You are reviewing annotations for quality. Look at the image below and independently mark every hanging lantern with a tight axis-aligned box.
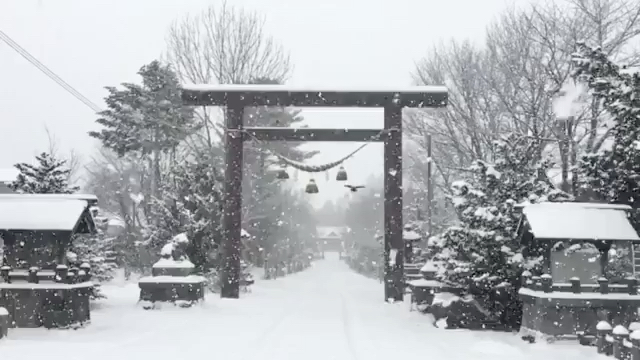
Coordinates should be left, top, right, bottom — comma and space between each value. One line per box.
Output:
276, 167, 290, 180
336, 166, 348, 181
305, 179, 319, 194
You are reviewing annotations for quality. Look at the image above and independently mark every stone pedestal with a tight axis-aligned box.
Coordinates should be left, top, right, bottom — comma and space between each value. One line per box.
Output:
138, 258, 206, 309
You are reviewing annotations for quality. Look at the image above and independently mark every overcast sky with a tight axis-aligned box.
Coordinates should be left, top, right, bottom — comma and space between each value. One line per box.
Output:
0, 0, 528, 205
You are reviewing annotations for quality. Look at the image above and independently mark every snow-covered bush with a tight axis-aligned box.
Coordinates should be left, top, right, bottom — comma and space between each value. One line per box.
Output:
70, 232, 117, 299
427, 135, 571, 328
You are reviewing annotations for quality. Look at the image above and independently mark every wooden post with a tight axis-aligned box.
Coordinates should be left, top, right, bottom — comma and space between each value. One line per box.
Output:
383, 104, 404, 302
627, 276, 638, 295
426, 133, 433, 238
599, 277, 610, 294
541, 274, 552, 293
570, 277, 581, 293
28, 266, 39, 284
221, 94, 244, 299
55, 264, 68, 283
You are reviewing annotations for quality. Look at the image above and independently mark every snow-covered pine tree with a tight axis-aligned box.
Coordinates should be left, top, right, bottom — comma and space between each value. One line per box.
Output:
68, 231, 117, 299
144, 152, 223, 272
427, 134, 570, 326
90, 60, 198, 157
572, 43, 640, 206
10, 152, 79, 194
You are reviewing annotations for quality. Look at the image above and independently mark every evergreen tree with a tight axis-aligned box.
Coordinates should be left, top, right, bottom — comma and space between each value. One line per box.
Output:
90, 60, 198, 157
143, 152, 223, 271
428, 135, 570, 326
90, 60, 199, 203
10, 152, 79, 194
68, 231, 117, 299
572, 43, 640, 206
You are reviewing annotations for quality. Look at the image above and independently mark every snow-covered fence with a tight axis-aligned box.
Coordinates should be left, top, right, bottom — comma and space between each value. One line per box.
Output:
0, 264, 92, 328
585, 321, 640, 360
521, 272, 638, 295
520, 272, 640, 342
0, 264, 92, 284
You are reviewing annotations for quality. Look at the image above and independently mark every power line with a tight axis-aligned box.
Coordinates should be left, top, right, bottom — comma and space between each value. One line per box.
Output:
0, 29, 102, 113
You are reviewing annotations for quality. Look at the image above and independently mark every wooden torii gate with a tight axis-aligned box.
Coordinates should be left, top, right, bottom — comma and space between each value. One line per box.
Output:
182, 85, 448, 301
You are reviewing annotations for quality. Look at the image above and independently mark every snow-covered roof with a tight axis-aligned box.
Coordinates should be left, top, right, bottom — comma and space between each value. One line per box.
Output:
317, 226, 346, 239
0, 198, 90, 231
0, 193, 98, 205
182, 84, 448, 94
522, 202, 640, 241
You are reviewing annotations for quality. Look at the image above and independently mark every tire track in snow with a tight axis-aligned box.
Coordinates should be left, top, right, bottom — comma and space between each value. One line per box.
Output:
240, 297, 301, 360
340, 293, 361, 360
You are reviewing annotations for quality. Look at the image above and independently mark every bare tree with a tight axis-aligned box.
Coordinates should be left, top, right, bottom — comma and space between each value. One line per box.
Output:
43, 125, 82, 186
409, 0, 640, 197
165, 1, 292, 150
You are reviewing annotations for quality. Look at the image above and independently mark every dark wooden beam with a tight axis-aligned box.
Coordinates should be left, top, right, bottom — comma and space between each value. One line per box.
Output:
182, 84, 448, 108
220, 94, 244, 299
243, 127, 386, 142
383, 104, 404, 302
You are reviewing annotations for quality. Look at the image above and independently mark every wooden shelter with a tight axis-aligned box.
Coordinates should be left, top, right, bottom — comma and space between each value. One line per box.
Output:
516, 202, 640, 340
0, 196, 97, 328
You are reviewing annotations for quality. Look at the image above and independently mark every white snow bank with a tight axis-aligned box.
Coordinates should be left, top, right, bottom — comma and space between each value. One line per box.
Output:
153, 258, 195, 268
138, 275, 206, 284
0, 198, 88, 231
522, 202, 639, 241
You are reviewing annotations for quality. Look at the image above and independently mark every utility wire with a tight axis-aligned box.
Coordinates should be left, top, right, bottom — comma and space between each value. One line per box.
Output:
0, 29, 102, 113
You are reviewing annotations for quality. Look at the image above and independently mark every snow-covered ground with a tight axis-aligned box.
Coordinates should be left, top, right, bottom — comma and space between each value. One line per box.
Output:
1, 253, 604, 360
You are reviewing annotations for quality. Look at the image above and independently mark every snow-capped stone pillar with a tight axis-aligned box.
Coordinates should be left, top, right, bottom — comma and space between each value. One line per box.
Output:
613, 325, 630, 359
221, 93, 245, 299
630, 330, 640, 360
1, 266, 10, 283
383, 103, 404, 302
597, 321, 613, 354
0, 307, 8, 339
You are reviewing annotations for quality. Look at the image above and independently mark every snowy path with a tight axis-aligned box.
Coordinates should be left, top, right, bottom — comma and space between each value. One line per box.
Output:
1, 253, 604, 360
